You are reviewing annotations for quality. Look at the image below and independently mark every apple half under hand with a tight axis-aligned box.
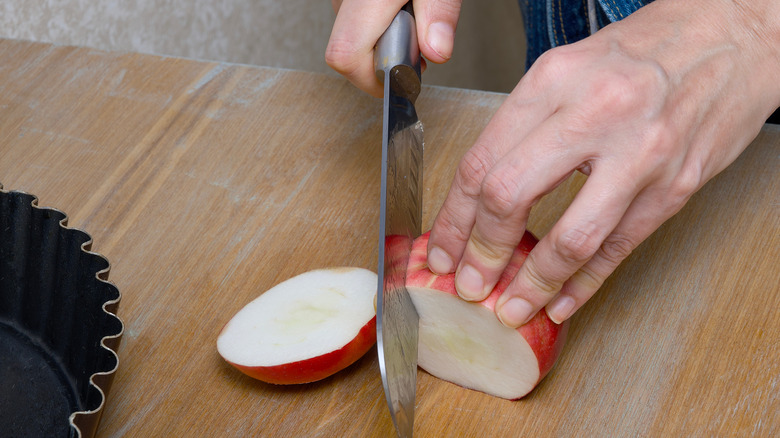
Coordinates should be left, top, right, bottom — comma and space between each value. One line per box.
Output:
217, 232, 567, 396
407, 231, 569, 399
217, 267, 378, 384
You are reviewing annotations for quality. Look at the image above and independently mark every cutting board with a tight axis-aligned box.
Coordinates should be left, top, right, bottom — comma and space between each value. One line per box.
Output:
0, 39, 777, 437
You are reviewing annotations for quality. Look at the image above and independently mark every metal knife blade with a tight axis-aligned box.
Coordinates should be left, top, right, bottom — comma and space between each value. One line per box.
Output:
374, 4, 423, 438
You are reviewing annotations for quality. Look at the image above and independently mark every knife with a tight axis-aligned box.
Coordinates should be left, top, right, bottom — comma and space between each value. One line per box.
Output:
374, 3, 424, 438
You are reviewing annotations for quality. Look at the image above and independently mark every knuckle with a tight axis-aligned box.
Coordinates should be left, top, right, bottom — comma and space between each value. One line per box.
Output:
641, 121, 677, 159
669, 166, 702, 203
454, 147, 493, 198
479, 170, 522, 219
424, 0, 461, 22
554, 226, 601, 264
585, 65, 666, 120
662, 186, 695, 216
528, 47, 572, 83
622, 122, 680, 188
587, 73, 642, 116
523, 257, 562, 297
598, 233, 636, 266
569, 265, 604, 293
646, 163, 702, 217
468, 232, 514, 266
324, 39, 359, 74
434, 209, 472, 243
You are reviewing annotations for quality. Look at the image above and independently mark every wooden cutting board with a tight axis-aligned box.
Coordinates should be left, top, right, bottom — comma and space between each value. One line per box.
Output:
0, 39, 777, 437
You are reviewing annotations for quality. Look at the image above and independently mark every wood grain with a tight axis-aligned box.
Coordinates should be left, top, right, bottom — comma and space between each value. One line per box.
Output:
0, 39, 777, 437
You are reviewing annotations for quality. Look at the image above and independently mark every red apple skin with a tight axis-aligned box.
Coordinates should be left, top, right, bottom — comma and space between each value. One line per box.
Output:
407, 231, 569, 391
224, 316, 376, 385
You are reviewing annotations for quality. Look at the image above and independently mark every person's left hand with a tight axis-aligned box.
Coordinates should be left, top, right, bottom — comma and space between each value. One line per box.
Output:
424, 0, 780, 327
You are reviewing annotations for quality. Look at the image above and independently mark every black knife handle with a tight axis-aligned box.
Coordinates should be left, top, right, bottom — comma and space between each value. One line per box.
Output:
374, 3, 421, 103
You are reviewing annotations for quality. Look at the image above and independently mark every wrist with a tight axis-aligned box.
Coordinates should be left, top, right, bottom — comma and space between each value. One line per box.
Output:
725, 0, 780, 111
610, 0, 780, 119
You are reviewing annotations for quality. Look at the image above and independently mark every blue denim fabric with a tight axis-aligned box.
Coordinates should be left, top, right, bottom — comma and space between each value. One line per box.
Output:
519, 0, 652, 68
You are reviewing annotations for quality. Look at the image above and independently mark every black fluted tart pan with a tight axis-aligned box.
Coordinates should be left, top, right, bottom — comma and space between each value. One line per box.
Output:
0, 184, 123, 437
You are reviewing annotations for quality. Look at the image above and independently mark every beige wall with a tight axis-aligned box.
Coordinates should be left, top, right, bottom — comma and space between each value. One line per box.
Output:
0, 1, 525, 93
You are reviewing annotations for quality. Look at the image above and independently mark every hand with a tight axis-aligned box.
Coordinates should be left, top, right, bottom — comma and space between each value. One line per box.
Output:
326, 0, 462, 97
425, 0, 780, 327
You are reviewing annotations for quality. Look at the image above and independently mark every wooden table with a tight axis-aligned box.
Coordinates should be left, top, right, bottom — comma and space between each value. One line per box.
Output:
0, 39, 777, 437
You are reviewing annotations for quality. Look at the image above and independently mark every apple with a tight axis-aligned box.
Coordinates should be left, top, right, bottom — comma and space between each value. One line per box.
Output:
406, 231, 569, 399
217, 267, 377, 384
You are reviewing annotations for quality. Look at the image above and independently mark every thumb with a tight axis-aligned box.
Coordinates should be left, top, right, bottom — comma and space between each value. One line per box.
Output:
415, 0, 462, 63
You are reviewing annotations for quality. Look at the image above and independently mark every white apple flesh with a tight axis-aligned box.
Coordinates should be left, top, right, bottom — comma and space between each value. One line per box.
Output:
217, 267, 377, 384
407, 231, 569, 399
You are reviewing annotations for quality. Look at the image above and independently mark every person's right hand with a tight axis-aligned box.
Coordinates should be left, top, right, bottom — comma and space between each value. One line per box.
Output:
326, 0, 462, 98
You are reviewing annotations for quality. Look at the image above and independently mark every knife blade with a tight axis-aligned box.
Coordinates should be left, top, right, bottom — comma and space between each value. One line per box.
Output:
374, 4, 424, 438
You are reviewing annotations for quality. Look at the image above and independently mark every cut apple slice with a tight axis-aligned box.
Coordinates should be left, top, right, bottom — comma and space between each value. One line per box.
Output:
217, 267, 377, 384
406, 231, 569, 399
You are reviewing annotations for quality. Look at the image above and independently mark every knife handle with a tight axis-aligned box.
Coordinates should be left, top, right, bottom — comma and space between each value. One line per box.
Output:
374, 2, 421, 103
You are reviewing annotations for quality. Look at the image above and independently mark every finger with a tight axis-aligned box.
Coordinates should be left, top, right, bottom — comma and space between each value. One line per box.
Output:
543, 233, 637, 325
326, 0, 408, 97
494, 162, 641, 327
426, 84, 559, 276
543, 183, 688, 323
414, 0, 462, 63
452, 116, 589, 302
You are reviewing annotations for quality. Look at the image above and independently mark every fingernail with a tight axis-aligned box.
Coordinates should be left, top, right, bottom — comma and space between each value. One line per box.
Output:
427, 22, 454, 60
428, 246, 454, 274
455, 264, 484, 301
497, 298, 534, 328
546, 295, 576, 324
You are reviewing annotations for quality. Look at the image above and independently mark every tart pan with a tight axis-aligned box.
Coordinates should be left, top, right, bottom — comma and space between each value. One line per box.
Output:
0, 184, 123, 437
